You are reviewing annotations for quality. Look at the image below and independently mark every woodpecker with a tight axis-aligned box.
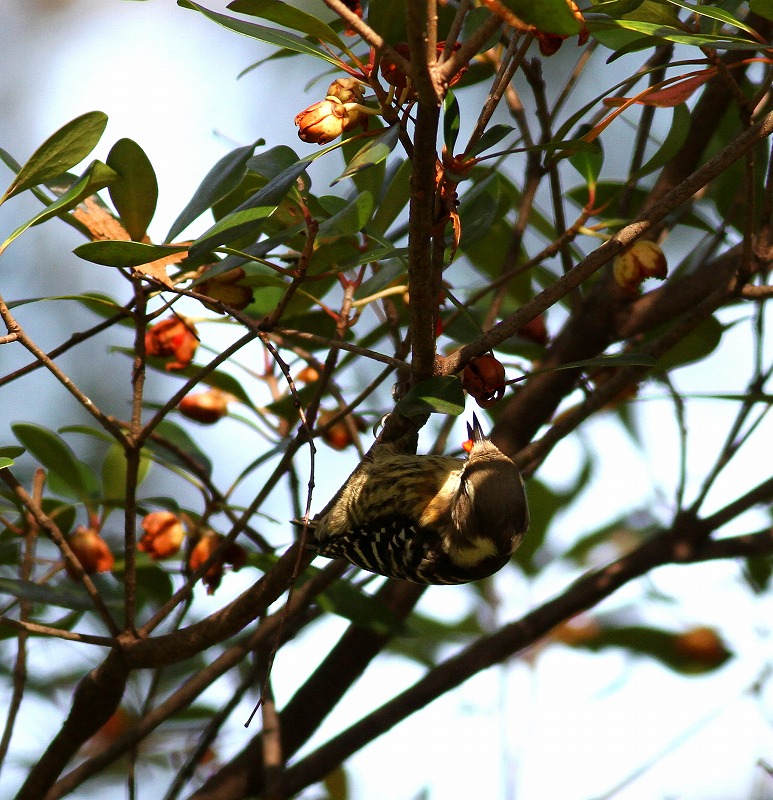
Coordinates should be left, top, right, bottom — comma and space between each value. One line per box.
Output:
309, 415, 528, 584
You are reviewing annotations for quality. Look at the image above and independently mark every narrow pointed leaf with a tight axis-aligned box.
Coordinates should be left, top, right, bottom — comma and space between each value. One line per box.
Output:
228, 0, 348, 50
443, 91, 461, 154
332, 126, 400, 185
0, 161, 117, 256
166, 140, 263, 241
1, 111, 108, 204
178, 1, 342, 67
0, 577, 122, 612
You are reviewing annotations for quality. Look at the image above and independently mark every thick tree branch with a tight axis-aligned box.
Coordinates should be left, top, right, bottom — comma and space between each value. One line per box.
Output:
277, 508, 773, 796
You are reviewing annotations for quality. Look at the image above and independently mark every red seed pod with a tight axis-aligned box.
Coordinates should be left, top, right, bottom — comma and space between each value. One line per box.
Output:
67, 525, 114, 578
188, 532, 247, 595
462, 354, 507, 408
178, 389, 230, 424
139, 511, 186, 559
145, 316, 199, 371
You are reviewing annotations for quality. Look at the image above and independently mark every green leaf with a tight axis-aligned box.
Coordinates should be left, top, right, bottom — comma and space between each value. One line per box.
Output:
332, 126, 400, 185
663, 0, 763, 39
0, 160, 117, 256
166, 140, 263, 242
547, 353, 657, 372
73, 240, 187, 268
146, 420, 213, 477
592, 17, 763, 49
370, 157, 411, 235
633, 103, 690, 178
187, 205, 277, 259
458, 174, 501, 247
568, 124, 604, 191
0, 445, 25, 464
514, 461, 592, 574
101, 443, 151, 504
570, 624, 732, 674
227, 0, 348, 51
396, 376, 466, 417
464, 124, 515, 159
0, 111, 108, 205
497, 0, 580, 35
367, 0, 407, 42
318, 579, 404, 633
106, 138, 158, 241
443, 91, 461, 154
178, 1, 343, 67
316, 191, 373, 241
11, 423, 95, 502
744, 555, 772, 593
246, 144, 300, 180
0, 577, 122, 612
653, 316, 724, 373
750, 0, 773, 22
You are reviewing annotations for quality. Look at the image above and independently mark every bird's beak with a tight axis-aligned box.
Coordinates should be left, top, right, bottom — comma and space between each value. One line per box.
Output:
466, 413, 485, 444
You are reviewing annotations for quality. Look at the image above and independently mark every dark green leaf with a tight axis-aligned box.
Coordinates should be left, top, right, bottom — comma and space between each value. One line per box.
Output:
166, 140, 263, 242
0, 160, 117, 256
569, 624, 732, 674
146, 419, 213, 477
465, 124, 515, 159
443, 91, 461, 154
11, 423, 94, 502
593, 17, 762, 49
497, 0, 580, 35
101, 443, 151, 504
316, 191, 373, 241
461, 7, 502, 53
178, 1, 342, 67
653, 316, 724, 373
458, 174, 500, 247
544, 353, 657, 372
106, 138, 158, 241
0, 577, 121, 612
388, 611, 483, 667
318, 579, 404, 633
188, 152, 311, 258
568, 124, 604, 191
187, 206, 277, 259
665, 0, 762, 39
750, 0, 773, 21
333, 126, 400, 185
8, 292, 131, 325
514, 461, 592, 574
396, 377, 466, 417
369, 157, 411, 235
367, 0, 406, 41
0, 111, 108, 204
634, 103, 690, 178
0, 446, 25, 462
74, 241, 187, 268
228, 0, 348, 50
743, 555, 773, 593
246, 144, 300, 180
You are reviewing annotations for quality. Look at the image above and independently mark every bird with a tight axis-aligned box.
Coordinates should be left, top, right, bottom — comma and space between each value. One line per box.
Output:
307, 414, 528, 584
